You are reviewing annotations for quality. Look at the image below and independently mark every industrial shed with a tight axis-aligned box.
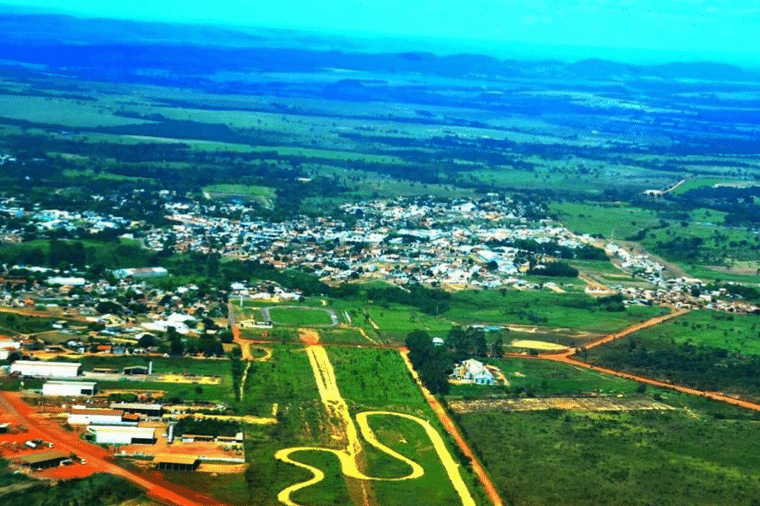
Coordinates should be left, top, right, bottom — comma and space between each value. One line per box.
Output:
10, 360, 81, 378
68, 408, 136, 426
109, 402, 163, 417
88, 425, 156, 445
15, 450, 69, 470
154, 454, 199, 471
42, 380, 97, 396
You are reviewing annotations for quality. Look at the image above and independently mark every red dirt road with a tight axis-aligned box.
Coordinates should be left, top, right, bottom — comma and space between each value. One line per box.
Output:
0, 392, 231, 506
527, 308, 760, 413
400, 350, 504, 506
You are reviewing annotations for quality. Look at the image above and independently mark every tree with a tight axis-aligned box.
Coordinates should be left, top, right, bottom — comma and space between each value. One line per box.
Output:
169, 335, 184, 356
491, 337, 504, 358
138, 334, 155, 349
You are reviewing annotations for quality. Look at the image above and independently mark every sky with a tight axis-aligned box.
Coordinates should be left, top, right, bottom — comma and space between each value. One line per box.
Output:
2, 0, 759, 64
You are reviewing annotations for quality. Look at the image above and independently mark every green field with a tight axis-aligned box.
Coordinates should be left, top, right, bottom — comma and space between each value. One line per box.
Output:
623, 311, 760, 356
458, 397, 760, 506
670, 178, 755, 196
268, 307, 334, 326
445, 290, 667, 333
203, 183, 276, 200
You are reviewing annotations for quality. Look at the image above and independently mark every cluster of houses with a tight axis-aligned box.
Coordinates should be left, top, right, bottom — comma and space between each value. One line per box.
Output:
142, 195, 598, 290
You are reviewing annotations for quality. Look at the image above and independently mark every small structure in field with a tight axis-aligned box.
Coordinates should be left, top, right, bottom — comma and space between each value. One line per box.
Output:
452, 359, 495, 385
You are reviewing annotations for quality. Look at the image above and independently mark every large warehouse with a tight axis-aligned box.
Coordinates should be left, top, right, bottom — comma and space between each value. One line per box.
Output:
88, 425, 156, 445
42, 380, 97, 396
68, 407, 137, 426
10, 360, 81, 378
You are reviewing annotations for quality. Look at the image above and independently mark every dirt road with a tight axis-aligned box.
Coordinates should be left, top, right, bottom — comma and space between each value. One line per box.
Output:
400, 350, 504, 506
574, 308, 689, 353
0, 392, 230, 506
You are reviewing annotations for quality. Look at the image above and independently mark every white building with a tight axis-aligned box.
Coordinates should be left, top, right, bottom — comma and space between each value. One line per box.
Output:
453, 359, 495, 385
0, 340, 20, 360
68, 407, 136, 426
42, 380, 97, 396
10, 360, 81, 378
88, 425, 156, 445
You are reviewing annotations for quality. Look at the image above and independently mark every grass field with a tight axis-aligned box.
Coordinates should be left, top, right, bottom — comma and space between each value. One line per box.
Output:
445, 290, 667, 333
329, 347, 424, 408
458, 396, 760, 506
203, 183, 276, 203
268, 307, 334, 326
623, 311, 760, 356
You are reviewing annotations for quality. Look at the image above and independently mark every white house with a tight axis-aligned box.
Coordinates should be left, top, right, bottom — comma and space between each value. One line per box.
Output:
10, 360, 81, 378
453, 359, 495, 385
42, 380, 97, 396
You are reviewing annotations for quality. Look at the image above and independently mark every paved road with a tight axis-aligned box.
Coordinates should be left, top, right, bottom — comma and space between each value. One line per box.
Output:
0, 392, 230, 506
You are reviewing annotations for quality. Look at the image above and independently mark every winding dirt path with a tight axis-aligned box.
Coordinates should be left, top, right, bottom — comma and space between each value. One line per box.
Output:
275, 339, 476, 506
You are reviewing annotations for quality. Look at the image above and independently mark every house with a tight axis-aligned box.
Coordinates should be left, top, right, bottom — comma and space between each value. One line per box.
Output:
453, 359, 495, 385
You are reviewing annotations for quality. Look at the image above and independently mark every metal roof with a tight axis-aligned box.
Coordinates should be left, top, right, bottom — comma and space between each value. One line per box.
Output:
153, 453, 199, 465
15, 450, 68, 465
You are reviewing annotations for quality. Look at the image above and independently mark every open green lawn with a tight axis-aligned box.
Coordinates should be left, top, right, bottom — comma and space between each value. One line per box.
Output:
458, 397, 760, 506
268, 307, 334, 326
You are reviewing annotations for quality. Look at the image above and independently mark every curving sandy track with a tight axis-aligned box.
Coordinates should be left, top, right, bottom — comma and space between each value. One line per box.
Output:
276, 341, 475, 506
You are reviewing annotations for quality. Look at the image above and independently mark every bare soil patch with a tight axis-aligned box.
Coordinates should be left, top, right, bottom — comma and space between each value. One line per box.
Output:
448, 397, 675, 414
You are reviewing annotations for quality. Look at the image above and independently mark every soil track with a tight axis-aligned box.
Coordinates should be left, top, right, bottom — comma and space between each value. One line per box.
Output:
0, 392, 230, 506
520, 307, 760, 413
276, 339, 476, 506
400, 350, 504, 506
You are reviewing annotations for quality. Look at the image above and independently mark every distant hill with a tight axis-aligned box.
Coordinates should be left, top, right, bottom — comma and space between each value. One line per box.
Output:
0, 11, 758, 83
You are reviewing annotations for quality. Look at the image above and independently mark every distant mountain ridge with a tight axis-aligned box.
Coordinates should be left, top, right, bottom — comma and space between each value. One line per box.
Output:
0, 11, 758, 82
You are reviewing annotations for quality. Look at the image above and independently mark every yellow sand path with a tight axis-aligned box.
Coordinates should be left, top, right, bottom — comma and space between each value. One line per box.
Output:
275, 341, 475, 506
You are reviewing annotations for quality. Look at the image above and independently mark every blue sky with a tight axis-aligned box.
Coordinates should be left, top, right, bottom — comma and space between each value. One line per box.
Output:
2, 0, 759, 64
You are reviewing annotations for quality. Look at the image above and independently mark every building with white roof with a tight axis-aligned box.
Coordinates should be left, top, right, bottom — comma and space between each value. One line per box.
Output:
10, 360, 81, 378
87, 425, 156, 445
42, 380, 96, 396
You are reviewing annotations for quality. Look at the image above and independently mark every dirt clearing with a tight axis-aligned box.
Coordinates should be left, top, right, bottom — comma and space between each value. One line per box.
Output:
448, 397, 675, 414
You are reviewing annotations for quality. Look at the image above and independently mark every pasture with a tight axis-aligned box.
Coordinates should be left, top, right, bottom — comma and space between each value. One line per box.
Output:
457, 398, 760, 506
